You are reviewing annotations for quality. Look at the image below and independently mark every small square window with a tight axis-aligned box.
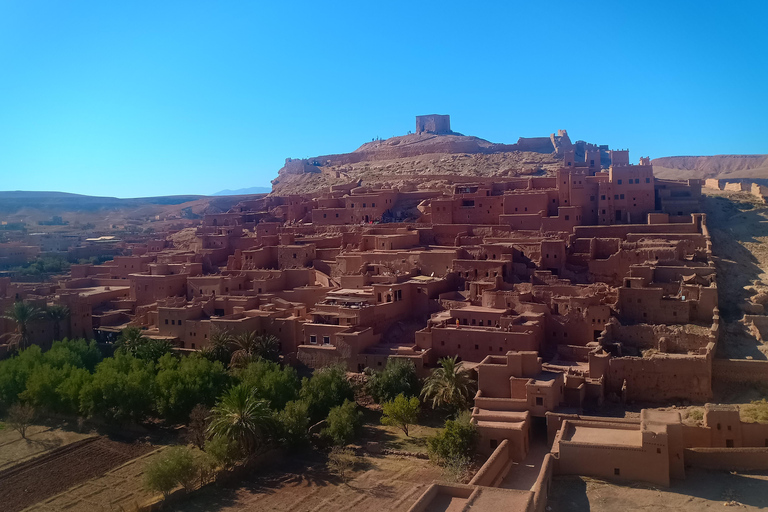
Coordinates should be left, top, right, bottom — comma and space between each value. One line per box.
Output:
614, 468, 620, 476
618, 179, 622, 184
323, 336, 330, 345
309, 335, 317, 345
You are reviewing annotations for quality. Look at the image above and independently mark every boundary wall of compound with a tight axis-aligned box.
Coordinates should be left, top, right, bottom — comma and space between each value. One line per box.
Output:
713, 358, 768, 383
684, 447, 768, 470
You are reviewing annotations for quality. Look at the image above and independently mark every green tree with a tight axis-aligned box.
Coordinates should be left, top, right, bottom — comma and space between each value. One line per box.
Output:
114, 326, 147, 355
204, 433, 239, 469
200, 328, 232, 366
277, 399, 310, 449
236, 359, 300, 410
154, 353, 229, 423
229, 331, 259, 369
143, 446, 197, 498
427, 411, 478, 465
421, 356, 476, 411
366, 358, 420, 403
322, 399, 360, 445
45, 305, 70, 341
0, 345, 44, 406
207, 385, 274, 459
254, 334, 280, 363
79, 352, 155, 423
381, 393, 420, 437
2, 301, 45, 350
300, 365, 355, 423
43, 339, 101, 371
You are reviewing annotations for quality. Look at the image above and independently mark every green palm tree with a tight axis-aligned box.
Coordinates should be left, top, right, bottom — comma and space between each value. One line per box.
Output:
46, 305, 70, 341
421, 356, 476, 411
201, 328, 233, 365
2, 301, 45, 350
255, 334, 280, 363
230, 331, 259, 369
207, 385, 274, 458
115, 326, 148, 356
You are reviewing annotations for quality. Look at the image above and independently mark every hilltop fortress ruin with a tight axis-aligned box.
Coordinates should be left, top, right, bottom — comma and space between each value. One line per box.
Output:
1, 116, 766, 512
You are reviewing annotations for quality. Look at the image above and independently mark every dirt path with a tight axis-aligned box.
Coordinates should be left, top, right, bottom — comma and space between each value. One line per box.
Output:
0, 436, 154, 512
702, 191, 768, 359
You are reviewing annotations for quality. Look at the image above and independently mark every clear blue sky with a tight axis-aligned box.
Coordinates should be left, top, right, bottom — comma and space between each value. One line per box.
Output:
0, 1, 766, 198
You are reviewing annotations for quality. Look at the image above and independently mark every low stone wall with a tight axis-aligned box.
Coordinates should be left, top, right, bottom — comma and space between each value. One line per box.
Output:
713, 358, 768, 384
684, 447, 768, 471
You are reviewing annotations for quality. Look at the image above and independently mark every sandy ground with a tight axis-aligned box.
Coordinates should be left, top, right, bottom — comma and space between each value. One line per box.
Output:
548, 469, 768, 511
702, 190, 768, 359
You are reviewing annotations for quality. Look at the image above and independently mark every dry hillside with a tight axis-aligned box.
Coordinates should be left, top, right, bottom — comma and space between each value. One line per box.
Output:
653, 155, 768, 180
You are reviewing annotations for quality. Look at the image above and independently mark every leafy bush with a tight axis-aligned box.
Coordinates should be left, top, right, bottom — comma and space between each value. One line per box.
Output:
300, 365, 354, 423
144, 446, 201, 498
79, 352, 156, 423
277, 399, 310, 449
741, 399, 768, 423
322, 399, 360, 445
366, 359, 420, 403
154, 353, 229, 423
427, 411, 478, 464
381, 393, 420, 436
236, 359, 300, 410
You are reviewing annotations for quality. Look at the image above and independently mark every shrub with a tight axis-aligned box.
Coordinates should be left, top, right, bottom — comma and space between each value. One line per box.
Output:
741, 399, 768, 423
322, 399, 361, 445
79, 352, 155, 423
154, 353, 229, 423
327, 446, 357, 484
366, 358, 420, 403
380, 393, 420, 436
427, 411, 477, 464
300, 365, 354, 423
143, 446, 196, 497
277, 399, 310, 449
236, 359, 300, 411
204, 434, 239, 469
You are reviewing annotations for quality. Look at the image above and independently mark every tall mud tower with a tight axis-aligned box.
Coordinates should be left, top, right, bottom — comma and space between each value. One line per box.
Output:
415, 114, 451, 135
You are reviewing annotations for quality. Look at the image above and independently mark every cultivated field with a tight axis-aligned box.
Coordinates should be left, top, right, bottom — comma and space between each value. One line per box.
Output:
0, 435, 154, 512
170, 453, 442, 512
0, 423, 94, 471
25, 446, 167, 512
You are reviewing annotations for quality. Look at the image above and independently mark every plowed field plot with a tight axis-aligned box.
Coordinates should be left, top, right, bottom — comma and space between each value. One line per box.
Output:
0, 436, 154, 512
171, 453, 442, 512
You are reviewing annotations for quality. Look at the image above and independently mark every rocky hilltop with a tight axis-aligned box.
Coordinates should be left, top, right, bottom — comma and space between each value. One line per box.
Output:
652, 155, 768, 180
270, 122, 605, 195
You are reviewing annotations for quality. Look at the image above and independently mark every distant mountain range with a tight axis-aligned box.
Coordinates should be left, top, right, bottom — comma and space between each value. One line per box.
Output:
212, 186, 271, 196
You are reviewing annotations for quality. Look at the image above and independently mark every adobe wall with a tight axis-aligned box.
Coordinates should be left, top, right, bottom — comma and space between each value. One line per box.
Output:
531, 453, 555, 512
555, 426, 670, 487
712, 358, 768, 384
684, 447, 768, 470
469, 439, 512, 486
606, 351, 712, 402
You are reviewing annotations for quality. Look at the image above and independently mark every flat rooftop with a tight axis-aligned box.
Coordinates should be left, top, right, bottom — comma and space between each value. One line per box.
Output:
565, 425, 641, 447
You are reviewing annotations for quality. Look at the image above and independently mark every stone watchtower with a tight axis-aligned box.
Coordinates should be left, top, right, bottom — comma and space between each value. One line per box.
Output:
415, 114, 451, 135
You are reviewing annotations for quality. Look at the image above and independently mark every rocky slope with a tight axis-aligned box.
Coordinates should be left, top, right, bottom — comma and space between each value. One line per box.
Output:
271, 132, 564, 195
